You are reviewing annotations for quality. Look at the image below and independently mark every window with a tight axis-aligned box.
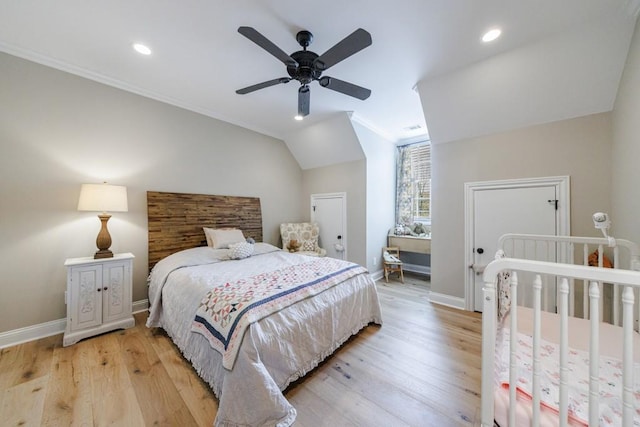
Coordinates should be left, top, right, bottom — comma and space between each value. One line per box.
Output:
409, 144, 431, 221
396, 142, 431, 225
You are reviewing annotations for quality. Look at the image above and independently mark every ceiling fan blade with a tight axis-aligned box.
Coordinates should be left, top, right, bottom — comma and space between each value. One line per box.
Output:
319, 76, 371, 100
313, 28, 372, 71
298, 85, 310, 117
236, 77, 291, 94
238, 27, 298, 67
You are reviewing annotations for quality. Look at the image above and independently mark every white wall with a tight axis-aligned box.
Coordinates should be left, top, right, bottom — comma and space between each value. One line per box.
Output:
353, 122, 396, 273
429, 113, 612, 300
612, 17, 640, 245
0, 53, 303, 332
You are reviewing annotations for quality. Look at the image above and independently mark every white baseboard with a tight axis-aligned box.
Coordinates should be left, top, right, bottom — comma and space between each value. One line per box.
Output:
133, 299, 149, 314
0, 318, 67, 349
373, 264, 429, 282
370, 269, 384, 281
403, 263, 431, 276
429, 292, 466, 310
0, 299, 149, 349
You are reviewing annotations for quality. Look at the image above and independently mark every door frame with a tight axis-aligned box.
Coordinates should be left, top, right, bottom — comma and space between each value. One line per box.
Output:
310, 192, 347, 259
463, 176, 570, 311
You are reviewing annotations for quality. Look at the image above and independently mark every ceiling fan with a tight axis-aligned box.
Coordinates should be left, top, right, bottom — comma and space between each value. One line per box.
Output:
235, 26, 372, 118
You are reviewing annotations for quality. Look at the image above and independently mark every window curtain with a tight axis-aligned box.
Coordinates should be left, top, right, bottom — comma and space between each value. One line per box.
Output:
395, 145, 413, 225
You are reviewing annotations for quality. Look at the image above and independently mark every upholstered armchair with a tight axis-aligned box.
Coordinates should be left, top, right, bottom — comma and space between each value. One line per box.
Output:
280, 222, 327, 257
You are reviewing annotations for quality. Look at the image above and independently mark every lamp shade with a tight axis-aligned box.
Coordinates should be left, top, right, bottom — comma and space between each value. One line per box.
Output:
77, 183, 128, 213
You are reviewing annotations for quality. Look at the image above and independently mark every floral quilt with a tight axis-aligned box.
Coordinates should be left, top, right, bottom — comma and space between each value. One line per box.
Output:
192, 257, 368, 369
496, 328, 640, 426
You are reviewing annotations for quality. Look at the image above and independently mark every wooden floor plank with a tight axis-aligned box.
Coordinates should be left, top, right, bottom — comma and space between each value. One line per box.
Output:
120, 325, 200, 426
0, 272, 484, 426
0, 335, 58, 390
1, 375, 49, 426
89, 333, 146, 426
40, 339, 94, 426
147, 321, 218, 427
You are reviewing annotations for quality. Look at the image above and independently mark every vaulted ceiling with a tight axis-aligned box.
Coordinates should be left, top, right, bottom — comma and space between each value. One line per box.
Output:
1, 1, 638, 144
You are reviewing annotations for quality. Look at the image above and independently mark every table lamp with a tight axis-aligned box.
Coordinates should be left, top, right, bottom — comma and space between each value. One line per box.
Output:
77, 182, 128, 259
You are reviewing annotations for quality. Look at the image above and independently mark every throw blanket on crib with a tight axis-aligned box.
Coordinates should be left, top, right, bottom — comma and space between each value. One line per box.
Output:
192, 257, 367, 369
497, 329, 640, 426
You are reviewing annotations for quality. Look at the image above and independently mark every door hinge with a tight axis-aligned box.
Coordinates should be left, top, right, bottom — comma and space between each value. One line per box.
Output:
312, 205, 316, 212
548, 199, 558, 210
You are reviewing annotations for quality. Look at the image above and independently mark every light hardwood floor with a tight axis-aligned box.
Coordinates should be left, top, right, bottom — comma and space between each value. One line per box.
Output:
0, 273, 482, 426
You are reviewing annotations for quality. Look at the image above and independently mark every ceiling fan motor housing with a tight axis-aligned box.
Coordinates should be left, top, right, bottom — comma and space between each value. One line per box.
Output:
287, 50, 321, 84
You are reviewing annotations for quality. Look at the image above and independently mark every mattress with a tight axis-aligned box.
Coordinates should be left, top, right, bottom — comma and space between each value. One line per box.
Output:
494, 306, 640, 427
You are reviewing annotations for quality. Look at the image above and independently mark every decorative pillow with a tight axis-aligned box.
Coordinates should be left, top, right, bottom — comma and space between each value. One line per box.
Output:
228, 241, 254, 260
203, 227, 213, 247
203, 228, 245, 249
300, 229, 317, 252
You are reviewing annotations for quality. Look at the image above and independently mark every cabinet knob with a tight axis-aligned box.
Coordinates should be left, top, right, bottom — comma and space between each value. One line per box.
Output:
103, 287, 108, 291
97, 288, 101, 292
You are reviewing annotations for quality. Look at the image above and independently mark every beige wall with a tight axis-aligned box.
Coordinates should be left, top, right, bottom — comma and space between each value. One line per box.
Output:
612, 18, 640, 246
301, 160, 367, 267
431, 113, 612, 300
0, 53, 303, 332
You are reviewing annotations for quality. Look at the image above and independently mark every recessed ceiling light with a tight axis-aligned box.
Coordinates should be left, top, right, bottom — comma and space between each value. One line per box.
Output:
482, 28, 502, 43
133, 43, 152, 55
294, 115, 304, 121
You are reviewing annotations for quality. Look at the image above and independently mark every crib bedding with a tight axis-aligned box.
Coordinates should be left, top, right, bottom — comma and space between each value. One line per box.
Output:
494, 307, 640, 427
146, 243, 383, 427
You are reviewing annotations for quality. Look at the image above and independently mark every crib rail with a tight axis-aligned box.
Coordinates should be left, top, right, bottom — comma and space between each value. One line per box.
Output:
498, 233, 640, 323
481, 258, 640, 427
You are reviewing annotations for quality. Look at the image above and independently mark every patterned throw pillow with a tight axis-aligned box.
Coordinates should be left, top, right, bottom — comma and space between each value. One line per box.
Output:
228, 241, 254, 260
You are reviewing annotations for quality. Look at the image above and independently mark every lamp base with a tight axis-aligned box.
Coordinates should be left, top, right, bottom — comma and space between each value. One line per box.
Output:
94, 214, 114, 259
94, 249, 114, 259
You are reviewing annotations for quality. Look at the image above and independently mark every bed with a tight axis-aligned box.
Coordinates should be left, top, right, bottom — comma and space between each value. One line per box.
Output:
481, 225, 640, 426
145, 191, 383, 427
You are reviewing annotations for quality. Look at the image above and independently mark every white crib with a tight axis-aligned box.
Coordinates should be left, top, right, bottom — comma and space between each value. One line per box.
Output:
497, 233, 640, 325
481, 233, 640, 426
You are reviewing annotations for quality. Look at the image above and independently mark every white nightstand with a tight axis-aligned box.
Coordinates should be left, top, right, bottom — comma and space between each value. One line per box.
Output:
63, 253, 135, 346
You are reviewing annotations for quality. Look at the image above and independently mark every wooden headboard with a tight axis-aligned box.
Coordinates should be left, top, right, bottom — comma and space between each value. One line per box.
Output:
147, 191, 263, 271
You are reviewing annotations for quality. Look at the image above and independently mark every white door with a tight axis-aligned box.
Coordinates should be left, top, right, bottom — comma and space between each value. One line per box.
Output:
465, 177, 569, 311
311, 193, 346, 260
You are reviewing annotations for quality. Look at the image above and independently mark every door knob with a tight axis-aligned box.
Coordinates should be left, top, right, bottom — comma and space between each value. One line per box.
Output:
477, 248, 484, 254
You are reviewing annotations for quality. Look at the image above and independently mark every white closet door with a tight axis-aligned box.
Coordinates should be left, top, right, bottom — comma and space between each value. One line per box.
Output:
311, 193, 346, 260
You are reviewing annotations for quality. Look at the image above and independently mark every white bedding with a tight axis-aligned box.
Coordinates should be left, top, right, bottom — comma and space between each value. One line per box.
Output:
495, 307, 640, 427
146, 243, 383, 427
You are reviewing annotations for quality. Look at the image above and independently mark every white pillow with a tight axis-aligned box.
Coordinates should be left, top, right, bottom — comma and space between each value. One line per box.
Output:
203, 227, 213, 247
203, 228, 245, 249
228, 241, 254, 260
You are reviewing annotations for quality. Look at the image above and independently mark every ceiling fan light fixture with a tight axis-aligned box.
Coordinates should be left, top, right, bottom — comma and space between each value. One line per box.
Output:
482, 28, 502, 43
133, 43, 152, 55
